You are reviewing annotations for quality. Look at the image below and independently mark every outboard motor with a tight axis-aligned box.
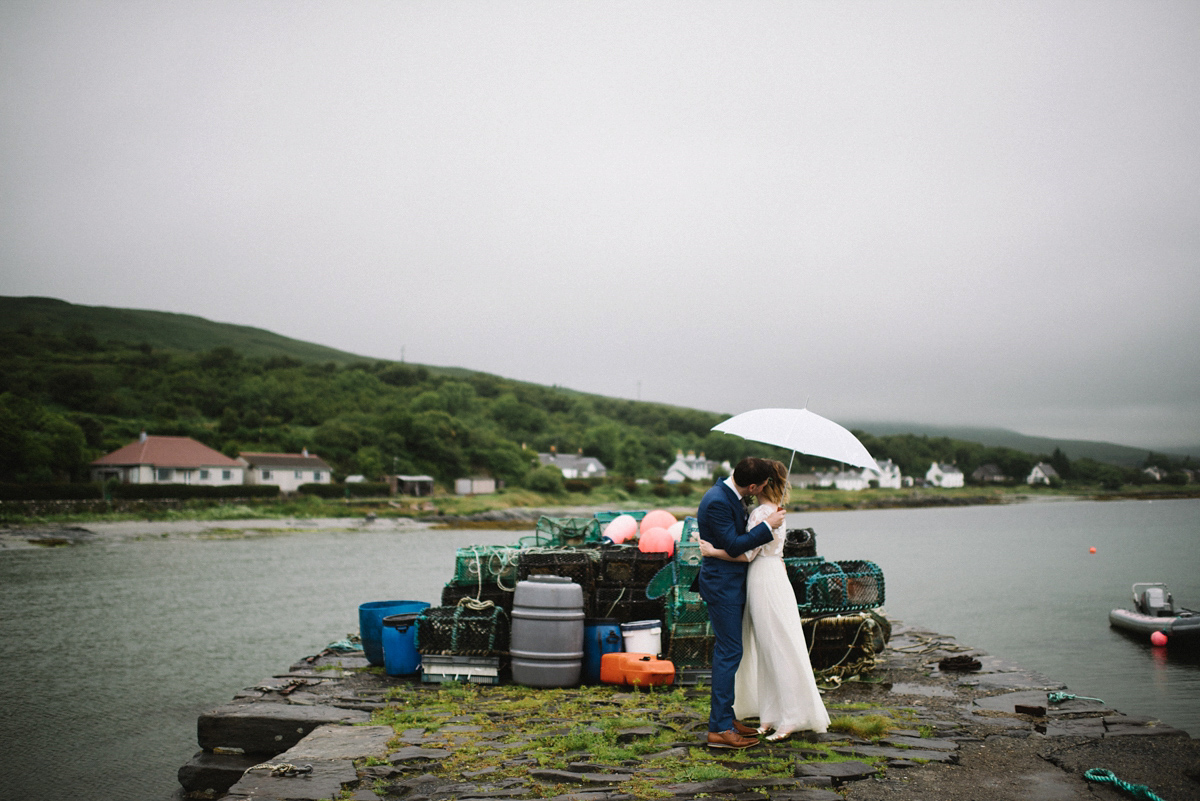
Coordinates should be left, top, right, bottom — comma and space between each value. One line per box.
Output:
1136, 585, 1175, 617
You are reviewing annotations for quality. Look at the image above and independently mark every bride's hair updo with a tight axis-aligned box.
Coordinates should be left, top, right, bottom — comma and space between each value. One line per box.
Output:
758, 460, 790, 506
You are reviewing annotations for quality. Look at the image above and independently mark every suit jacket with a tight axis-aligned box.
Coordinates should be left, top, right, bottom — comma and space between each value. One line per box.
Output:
695, 478, 775, 605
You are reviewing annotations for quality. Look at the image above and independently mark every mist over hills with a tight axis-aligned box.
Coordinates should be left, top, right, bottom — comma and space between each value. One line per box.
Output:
4, 295, 1191, 469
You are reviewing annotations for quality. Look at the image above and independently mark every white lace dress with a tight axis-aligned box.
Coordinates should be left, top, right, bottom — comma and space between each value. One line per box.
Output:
732, 503, 830, 735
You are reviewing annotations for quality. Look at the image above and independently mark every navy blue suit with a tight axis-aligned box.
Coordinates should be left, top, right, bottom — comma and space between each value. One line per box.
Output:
696, 478, 775, 732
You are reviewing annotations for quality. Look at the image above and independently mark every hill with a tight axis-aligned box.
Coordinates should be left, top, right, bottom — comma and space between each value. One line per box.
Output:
2, 296, 1192, 487
842, 421, 1186, 469
0, 296, 371, 366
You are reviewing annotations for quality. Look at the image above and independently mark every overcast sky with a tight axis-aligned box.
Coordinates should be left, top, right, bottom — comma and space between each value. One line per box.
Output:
2, 1, 1198, 449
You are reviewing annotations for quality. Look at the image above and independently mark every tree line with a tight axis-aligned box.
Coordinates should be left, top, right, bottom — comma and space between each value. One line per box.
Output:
0, 326, 1191, 490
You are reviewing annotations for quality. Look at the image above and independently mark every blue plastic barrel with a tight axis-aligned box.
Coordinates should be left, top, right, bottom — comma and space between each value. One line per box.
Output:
583, 618, 623, 684
359, 600, 429, 666
382, 613, 422, 675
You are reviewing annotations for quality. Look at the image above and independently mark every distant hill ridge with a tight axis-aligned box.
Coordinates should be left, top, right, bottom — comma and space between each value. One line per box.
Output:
5, 295, 1192, 468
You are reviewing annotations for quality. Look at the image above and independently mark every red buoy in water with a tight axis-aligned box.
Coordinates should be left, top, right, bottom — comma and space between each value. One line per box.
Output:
1150, 631, 1168, 647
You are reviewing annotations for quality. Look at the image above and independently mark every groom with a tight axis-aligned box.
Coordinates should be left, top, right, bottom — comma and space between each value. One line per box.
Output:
695, 456, 785, 748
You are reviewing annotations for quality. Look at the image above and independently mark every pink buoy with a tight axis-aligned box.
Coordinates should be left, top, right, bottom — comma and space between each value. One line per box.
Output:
640, 509, 677, 534
604, 514, 638, 544
1089, 547, 1097, 554
1150, 631, 1168, 647
638, 526, 675, 556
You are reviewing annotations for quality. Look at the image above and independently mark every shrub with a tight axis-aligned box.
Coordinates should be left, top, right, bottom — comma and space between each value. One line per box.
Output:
651, 482, 672, 498
527, 465, 565, 494
0, 483, 103, 501
299, 482, 391, 498
108, 483, 280, 500
563, 479, 592, 494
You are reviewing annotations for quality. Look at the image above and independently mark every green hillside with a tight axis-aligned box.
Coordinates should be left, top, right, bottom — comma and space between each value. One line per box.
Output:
1, 296, 1193, 489
843, 422, 1186, 469
0, 296, 370, 365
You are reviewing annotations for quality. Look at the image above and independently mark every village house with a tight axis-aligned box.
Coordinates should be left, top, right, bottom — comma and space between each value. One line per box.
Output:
1141, 465, 1166, 482
662, 450, 729, 483
926, 462, 965, 488
1026, 462, 1061, 485
538, 452, 608, 479
873, 459, 903, 489
90, 433, 244, 485
972, 463, 1009, 483
238, 450, 333, 493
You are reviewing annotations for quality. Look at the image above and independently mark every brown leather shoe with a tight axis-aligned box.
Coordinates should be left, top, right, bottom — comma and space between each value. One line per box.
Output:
732, 719, 758, 736
706, 729, 760, 749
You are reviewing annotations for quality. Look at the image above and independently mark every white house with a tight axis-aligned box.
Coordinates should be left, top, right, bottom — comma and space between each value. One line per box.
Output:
873, 459, 903, 489
811, 470, 870, 491
538, 452, 607, 479
90, 433, 244, 485
926, 462, 965, 488
455, 476, 496, 495
1026, 462, 1061, 485
239, 450, 333, 493
1142, 465, 1166, 482
663, 451, 726, 483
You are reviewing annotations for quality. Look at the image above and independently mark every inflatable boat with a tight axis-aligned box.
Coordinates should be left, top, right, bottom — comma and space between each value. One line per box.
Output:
1109, 583, 1200, 645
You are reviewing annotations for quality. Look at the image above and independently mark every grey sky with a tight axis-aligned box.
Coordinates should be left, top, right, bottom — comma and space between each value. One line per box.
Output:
2, 1, 1198, 449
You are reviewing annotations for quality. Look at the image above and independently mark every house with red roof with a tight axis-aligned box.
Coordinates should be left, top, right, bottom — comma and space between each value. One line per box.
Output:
238, 449, 333, 493
90, 433, 244, 485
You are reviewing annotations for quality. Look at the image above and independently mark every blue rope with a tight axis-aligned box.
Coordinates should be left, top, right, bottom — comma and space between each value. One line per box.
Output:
1084, 769, 1166, 801
1047, 690, 1104, 704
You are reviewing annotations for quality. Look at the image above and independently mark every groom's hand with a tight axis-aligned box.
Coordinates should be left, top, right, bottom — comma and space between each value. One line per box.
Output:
767, 507, 786, 529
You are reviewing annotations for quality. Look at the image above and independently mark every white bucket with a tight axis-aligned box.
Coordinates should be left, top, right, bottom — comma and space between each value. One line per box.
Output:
620, 619, 662, 655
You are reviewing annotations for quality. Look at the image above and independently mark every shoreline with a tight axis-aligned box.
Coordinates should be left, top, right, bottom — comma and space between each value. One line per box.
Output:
177, 619, 1200, 801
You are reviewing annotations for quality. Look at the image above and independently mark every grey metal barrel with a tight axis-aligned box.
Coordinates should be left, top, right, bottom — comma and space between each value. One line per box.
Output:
510, 575, 585, 687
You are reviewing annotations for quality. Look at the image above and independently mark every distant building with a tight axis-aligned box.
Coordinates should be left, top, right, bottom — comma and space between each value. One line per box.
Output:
455, 476, 496, 495
538, 452, 607, 479
1027, 462, 1060, 485
926, 462, 965, 488
387, 475, 435, 496
873, 459, 903, 489
789, 472, 821, 489
972, 464, 1009, 483
810, 470, 869, 491
663, 451, 727, 483
1141, 465, 1166, 482
90, 433, 244, 485
239, 450, 332, 493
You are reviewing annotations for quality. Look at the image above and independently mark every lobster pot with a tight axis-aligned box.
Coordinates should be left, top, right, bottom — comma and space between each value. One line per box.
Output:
451, 545, 520, 589
664, 588, 713, 668
441, 582, 515, 614
510, 575, 585, 687
532, 516, 602, 547
589, 587, 664, 624
517, 548, 596, 594
803, 614, 877, 672
834, 560, 886, 611
783, 528, 818, 558
595, 545, 670, 588
415, 603, 509, 656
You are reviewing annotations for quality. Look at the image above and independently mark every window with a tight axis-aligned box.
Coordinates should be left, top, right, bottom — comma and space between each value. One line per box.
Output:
199, 470, 209, 480
222, 470, 232, 481
295, 470, 303, 479
313, 471, 323, 481
262, 470, 272, 480
157, 468, 172, 481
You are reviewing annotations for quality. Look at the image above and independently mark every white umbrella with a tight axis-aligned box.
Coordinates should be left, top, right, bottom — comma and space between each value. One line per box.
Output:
711, 408, 880, 472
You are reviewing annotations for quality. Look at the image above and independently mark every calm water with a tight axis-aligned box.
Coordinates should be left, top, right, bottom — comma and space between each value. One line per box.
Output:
0, 499, 1197, 800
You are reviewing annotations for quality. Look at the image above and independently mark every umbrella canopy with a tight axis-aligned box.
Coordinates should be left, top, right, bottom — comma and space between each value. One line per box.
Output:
711, 408, 880, 472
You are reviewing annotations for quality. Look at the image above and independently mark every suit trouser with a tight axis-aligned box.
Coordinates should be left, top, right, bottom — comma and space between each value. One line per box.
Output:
707, 600, 745, 732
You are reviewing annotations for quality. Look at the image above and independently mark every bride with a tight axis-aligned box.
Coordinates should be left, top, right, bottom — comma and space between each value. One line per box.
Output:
699, 459, 829, 740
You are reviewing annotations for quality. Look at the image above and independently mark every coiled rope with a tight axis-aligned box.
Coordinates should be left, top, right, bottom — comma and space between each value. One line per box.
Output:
1083, 769, 1165, 801
245, 762, 313, 777
1047, 691, 1105, 705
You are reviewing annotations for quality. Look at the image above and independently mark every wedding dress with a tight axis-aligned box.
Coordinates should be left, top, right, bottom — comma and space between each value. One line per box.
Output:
732, 503, 830, 735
